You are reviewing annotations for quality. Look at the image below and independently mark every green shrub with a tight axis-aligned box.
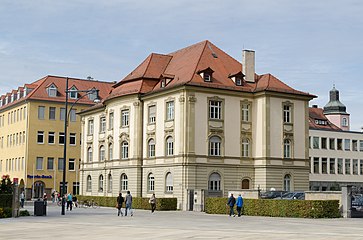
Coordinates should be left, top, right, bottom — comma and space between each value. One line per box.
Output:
0, 194, 12, 208
0, 175, 13, 194
77, 195, 177, 211
205, 198, 340, 218
19, 210, 30, 217
0, 207, 12, 218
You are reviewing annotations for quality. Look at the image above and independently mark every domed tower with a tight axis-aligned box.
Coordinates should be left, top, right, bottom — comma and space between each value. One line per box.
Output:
323, 85, 350, 131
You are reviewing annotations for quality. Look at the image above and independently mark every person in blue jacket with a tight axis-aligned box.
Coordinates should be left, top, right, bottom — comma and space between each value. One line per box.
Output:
236, 194, 244, 217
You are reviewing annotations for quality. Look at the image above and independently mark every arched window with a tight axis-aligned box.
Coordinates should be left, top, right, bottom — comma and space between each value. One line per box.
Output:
87, 147, 93, 162
121, 141, 129, 159
120, 174, 128, 191
108, 143, 113, 160
166, 136, 174, 156
165, 172, 173, 192
86, 175, 92, 192
209, 172, 221, 191
242, 138, 250, 157
148, 173, 155, 191
98, 175, 104, 192
284, 174, 291, 191
148, 139, 155, 157
242, 179, 250, 189
209, 136, 221, 156
107, 174, 112, 192
284, 139, 291, 158
99, 145, 105, 161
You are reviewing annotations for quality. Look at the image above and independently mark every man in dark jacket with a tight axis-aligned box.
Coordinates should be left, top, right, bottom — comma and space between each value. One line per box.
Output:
116, 193, 124, 216
227, 194, 236, 217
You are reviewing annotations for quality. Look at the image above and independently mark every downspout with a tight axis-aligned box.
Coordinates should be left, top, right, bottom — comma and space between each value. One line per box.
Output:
139, 94, 144, 197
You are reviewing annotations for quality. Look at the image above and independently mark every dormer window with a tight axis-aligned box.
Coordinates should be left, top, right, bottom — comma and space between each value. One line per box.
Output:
69, 86, 78, 99
229, 71, 244, 86
236, 77, 242, 86
47, 84, 58, 97
88, 88, 97, 101
161, 79, 166, 88
198, 67, 214, 82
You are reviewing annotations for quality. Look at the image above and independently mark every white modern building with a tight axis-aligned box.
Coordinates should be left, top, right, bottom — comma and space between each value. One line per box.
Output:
309, 86, 363, 191
79, 40, 315, 210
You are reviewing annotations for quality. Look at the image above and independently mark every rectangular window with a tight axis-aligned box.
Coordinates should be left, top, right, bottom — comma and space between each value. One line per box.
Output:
209, 100, 222, 120
337, 139, 343, 150
344, 139, 350, 151
149, 105, 156, 124
353, 159, 358, 175
360, 160, 363, 175
313, 157, 319, 174
69, 133, 76, 145
241, 103, 250, 122
36, 157, 43, 170
321, 138, 327, 149
121, 110, 129, 127
48, 132, 55, 144
58, 158, 64, 171
360, 141, 363, 151
329, 158, 335, 174
313, 137, 319, 149
166, 101, 174, 121
88, 119, 94, 135
47, 157, 54, 170
338, 158, 343, 174
70, 109, 76, 122
38, 106, 45, 120
69, 158, 75, 171
59, 132, 65, 145
352, 140, 358, 151
345, 159, 351, 174
322, 158, 327, 174
309, 137, 311, 149
283, 105, 291, 123
37, 131, 44, 144
49, 107, 56, 120
60, 108, 66, 121
109, 112, 114, 129
329, 138, 335, 150
100, 117, 106, 132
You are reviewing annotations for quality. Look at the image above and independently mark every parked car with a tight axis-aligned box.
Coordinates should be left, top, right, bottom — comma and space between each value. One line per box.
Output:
274, 192, 305, 200
260, 191, 287, 199
352, 195, 363, 207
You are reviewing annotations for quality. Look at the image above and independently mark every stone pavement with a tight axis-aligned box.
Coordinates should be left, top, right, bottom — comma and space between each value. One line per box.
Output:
0, 203, 362, 240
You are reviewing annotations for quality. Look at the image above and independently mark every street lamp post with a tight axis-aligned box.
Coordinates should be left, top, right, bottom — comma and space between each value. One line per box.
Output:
61, 77, 100, 215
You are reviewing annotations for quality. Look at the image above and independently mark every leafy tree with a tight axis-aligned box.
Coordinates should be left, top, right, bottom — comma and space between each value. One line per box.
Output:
0, 175, 13, 194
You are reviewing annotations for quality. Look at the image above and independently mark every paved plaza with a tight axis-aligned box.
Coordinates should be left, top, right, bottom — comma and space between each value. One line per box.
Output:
0, 203, 362, 239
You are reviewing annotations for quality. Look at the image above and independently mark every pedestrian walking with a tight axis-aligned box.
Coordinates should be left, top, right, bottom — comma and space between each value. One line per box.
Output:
66, 193, 73, 211
20, 191, 25, 208
236, 194, 244, 217
116, 193, 124, 216
227, 193, 236, 217
149, 193, 156, 213
125, 191, 133, 216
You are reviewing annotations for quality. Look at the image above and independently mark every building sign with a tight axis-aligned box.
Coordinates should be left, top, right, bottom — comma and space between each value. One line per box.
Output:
27, 175, 52, 179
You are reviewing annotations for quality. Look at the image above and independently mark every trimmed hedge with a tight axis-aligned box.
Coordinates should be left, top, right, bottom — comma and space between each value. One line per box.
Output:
0, 194, 12, 208
205, 198, 340, 218
19, 210, 30, 216
0, 207, 12, 218
78, 195, 177, 211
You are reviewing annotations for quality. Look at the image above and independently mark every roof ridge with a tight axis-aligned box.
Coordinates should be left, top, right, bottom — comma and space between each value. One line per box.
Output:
186, 40, 209, 84
168, 40, 208, 55
25, 76, 48, 99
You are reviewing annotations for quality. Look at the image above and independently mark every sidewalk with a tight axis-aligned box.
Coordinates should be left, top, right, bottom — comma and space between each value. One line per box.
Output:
2, 204, 362, 240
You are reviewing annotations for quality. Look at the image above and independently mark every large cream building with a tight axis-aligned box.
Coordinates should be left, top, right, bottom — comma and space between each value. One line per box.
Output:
79, 41, 315, 210
0, 76, 113, 199
309, 87, 363, 191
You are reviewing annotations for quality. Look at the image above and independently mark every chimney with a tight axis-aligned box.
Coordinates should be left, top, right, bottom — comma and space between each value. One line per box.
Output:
242, 50, 255, 83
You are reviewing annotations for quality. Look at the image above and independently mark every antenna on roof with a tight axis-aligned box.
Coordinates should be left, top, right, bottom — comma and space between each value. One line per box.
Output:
87, 76, 94, 80
207, 43, 218, 58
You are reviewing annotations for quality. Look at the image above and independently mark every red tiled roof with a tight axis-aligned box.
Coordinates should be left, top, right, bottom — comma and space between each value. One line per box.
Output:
109, 40, 316, 101
0, 75, 114, 110
309, 107, 342, 131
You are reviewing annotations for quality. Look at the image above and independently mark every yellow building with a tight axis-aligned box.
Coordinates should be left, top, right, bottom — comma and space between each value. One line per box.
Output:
0, 76, 113, 199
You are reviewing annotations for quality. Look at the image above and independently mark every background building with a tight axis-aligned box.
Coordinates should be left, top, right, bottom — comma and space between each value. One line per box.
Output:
80, 40, 315, 210
309, 87, 363, 191
0, 76, 113, 199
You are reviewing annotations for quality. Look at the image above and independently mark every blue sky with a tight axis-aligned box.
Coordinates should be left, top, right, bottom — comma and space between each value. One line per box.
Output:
1, 0, 363, 130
